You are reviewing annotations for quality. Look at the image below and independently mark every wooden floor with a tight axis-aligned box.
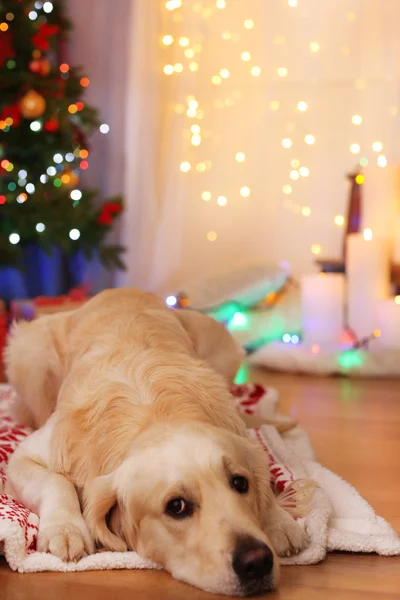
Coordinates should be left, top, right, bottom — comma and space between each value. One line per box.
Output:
1, 370, 399, 600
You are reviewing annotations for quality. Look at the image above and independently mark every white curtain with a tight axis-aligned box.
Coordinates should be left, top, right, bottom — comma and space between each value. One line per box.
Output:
69, 0, 400, 293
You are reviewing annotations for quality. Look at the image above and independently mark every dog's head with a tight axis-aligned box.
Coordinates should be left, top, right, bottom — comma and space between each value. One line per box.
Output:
83, 422, 279, 596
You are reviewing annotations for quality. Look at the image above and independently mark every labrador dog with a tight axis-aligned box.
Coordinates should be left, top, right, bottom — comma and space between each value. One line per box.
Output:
5, 288, 308, 596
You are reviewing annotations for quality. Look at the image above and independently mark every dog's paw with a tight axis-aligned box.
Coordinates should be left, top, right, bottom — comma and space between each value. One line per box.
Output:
38, 519, 94, 562
267, 519, 309, 558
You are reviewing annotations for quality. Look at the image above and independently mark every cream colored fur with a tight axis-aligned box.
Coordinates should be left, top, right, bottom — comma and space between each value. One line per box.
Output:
5, 288, 308, 596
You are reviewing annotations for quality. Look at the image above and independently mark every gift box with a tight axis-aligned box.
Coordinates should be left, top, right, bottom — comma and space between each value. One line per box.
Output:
10, 286, 89, 321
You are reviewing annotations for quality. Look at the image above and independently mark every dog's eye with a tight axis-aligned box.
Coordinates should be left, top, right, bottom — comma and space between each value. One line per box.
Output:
231, 475, 249, 494
165, 497, 193, 519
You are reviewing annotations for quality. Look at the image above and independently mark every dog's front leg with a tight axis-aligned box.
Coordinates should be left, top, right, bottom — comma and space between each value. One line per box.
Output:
263, 499, 309, 558
6, 418, 94, 562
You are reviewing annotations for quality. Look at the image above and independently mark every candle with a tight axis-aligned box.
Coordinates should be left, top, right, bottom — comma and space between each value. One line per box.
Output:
376, 297, 400, 348
301, 273, 345, 347
347, 231, 391, 339
362, 165, 400, 238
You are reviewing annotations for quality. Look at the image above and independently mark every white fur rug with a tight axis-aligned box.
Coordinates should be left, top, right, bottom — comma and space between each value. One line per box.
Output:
0, 383, 399, 573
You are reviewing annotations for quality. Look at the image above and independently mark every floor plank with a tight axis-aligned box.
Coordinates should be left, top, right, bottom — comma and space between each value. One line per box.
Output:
1, 370, 399, 599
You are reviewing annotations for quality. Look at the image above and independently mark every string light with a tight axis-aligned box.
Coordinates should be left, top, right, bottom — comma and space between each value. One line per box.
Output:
180, 161, 191, 172
53, 153, 63, 164
269, 101, 280, 111
69, 229, 80, 240
277, 67, 288, 77
217, 195, 227, 206
282, 184, 292, 194
301, 206, 311, 216
0, 22, 9, 32
363, 228, 373, 241
70, 189, 82, 201
350, 143, 360, 154
174, 63, 183, 73
240, 186, 251, 197
290, 170, 299, 180
299, 166, 309, 177
288, 0, 298, 6
46, 166, 56, 176
236, 152, 246, 162
311, 244, 321, 255
377, 154, 387, 167
334, 214, 345, 226
355, 174, 364, 184
310, 42, 320, 53
40, 175, 48, 183
43, 2, 53, 13
207, 230, 217, 241
282, 333, 291, 343
220, 68, 230, 79
304, 134, 315, 145
16, 193, 27, 204
202, 191, 212, 201
189, 62, 199, 71
216, 0, 226, 8
166, 295, 177, 307
28, 11, 38, 20
297, 101, 308, 111
30, 121, 41, 132
162, 35, 173, 45
99, 124, 110, 134
185, 48, 195, 58
244, 19, 254, 29
352, 115, 362, 125
9, 233, 20, 245
212, 75, 222, 85
165, 0, 182, 9
291, 159, 300, 168
372, 141, 383, 152
291, 334, 300, 344
196, 162, 206, 172
80, 77, 90, 87
241, 51, 251, 61
179, 37, 189, 47
163, 64, 174, 74
282, 138, 293, 149
26, 183, 35, 194
191, 134, 201, 146
36, 223, 45, 233
251, 66, 261, 76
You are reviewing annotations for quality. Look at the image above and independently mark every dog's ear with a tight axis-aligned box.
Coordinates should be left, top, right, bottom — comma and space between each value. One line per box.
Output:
175, 309, 245, 383
83, 473, 128, 552
243, 436, 275, 528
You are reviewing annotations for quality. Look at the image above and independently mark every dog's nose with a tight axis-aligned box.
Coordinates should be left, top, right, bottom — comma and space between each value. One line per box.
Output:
232, 538, 274, 583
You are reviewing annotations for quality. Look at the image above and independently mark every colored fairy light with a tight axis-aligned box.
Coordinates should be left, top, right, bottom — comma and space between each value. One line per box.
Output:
207, 230, 217, 241
244, 19, 254, 29
334, 214, 345, 226
180, 161, 191, 172
282, 138, 293, 149
34, 1, 43, 8
65, 153, 74, 162
18, 170, 27, 178
18, 178, 26, 186
377, 155, 387, 167
36, 223, 45, 233
350, 143, 360, 154
202, 191, 212, 201
43, 2, 53, 13
374, 329, 381, 338
80, 149, 89, 159
359, 157, 368, 167
337, 350, 362, 370
363, 228, 373, 241
310, 42, 320, 52
69, 229, 80, 240
240, 186, 251, 198
162, 35, 173, 45
8, 183, 16, 191
70, 189, 82, 201
217, 196, 227, 206
372, 141, 383, 152
16, 193, 27, 203
47, 166, 57, 176
99, 124, 110, 134
241, 51, 251, 61
80, 77, 90, 87
40, 174, 48, 183
297, 101, 308, 111
0, 196, 6, 205
61, 173, 70, 184
229, 312, 248, 330
291, 334, 300, 344
311, 344, 320, 354
282, 333, 291, 343
9, 233, 20, 245
311, 244, 321, 255
277, 67, 288, 77
80, 160, 89, 170
166, 295, 177, 307
0, 23, 9, 32
30, 121, 41, 132
26, 183, 35, 194
6, 13, 14, 21
305, 134, 315, 145
54, 178, 62, 187
28, 11, 38, 20
355, 174, 365, 185
236, 152, 246, 162
53, 153, 63, 164
60, 63, 69, 73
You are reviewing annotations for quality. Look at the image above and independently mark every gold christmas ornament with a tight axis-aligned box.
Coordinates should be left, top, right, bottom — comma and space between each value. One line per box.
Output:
19, 90, 46, 119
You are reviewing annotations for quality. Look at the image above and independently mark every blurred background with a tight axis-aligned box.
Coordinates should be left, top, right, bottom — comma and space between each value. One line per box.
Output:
2, 0, 400, 376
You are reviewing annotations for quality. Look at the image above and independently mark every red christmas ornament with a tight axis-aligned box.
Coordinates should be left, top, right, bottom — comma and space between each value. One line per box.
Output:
97, 211, 113, 226
0, 31, 15, 67
31, 23, 59, 52
97, 202, 122, 226
0, 103, 21, 127
44, 116, 59, 132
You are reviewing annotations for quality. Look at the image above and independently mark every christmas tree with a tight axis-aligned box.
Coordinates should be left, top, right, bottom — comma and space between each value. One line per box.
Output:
0, 0, 124, 271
